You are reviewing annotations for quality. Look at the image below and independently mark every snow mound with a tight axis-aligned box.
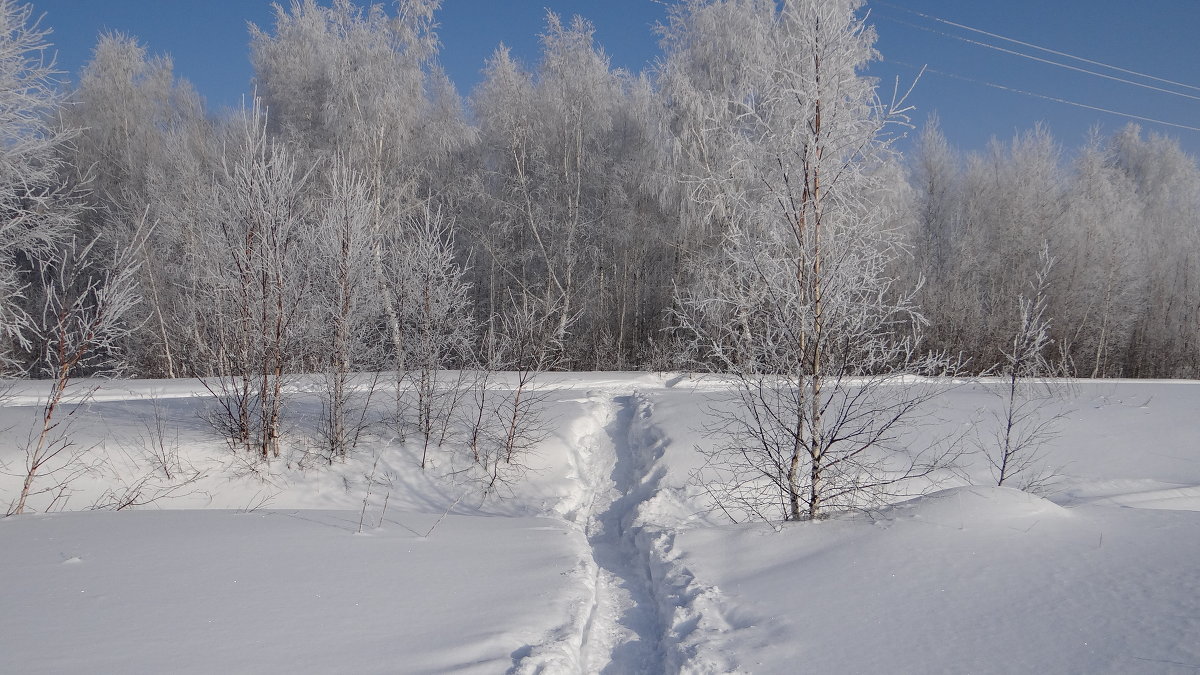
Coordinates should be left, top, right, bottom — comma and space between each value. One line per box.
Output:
884, 485, 1069, 525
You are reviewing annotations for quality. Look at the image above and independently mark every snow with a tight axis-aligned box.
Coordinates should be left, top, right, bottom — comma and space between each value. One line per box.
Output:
3, 374, 1200, 673
1, 510, 580, 674
676, 488, 1200, 673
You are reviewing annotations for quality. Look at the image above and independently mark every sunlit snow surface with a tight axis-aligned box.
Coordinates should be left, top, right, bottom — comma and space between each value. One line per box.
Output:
2, 374, 1199, 673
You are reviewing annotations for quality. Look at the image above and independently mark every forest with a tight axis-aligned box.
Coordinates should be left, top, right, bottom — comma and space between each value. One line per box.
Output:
1, 0, 1197, 388
4, 3, 1200, 668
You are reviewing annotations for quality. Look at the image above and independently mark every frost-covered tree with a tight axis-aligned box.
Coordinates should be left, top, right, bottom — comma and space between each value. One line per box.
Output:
465, 12, 683, 369
1051, 131, 1143, 378
311, 159, 381, 462
902, 122, 1200, 379
954, 126, 1066, 364
10, 237, 143, 514
250, 0, 442, 167
668, 0, 951, 521
385, 206, 475, 467
137, 113, 223, 378
985, 245, 1062, 491
63, 32, 202, 214
904, 118, 979, 355
196, 104, 313, 460
1110, 124, 1200, 377
0, 0, 76, 372
61, 32, 205, 377
469, 14, 623, 364
251, 0, 472, 375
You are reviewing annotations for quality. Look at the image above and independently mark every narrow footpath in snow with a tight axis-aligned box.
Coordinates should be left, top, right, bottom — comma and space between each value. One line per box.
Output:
578, 393, 668, 673
512, 391, 670, 674
512, 387, 737, 675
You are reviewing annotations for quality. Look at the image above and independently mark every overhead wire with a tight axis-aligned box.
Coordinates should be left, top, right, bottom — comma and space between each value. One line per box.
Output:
874, 0, 1200, 94
878, 15, 1200, 102
883, 59, 1200, 133
869, 2, 1200, 134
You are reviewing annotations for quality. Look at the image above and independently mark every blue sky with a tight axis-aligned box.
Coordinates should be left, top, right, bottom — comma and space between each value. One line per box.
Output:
28, 0, 1200, 157
868, 0, 1200, 157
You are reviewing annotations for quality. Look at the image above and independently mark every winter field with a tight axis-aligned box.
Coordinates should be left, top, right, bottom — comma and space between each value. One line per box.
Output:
2, 373, 1199, 674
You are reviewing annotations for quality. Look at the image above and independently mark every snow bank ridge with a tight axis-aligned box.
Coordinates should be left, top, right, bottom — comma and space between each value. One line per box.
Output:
882, 486, 1070, 527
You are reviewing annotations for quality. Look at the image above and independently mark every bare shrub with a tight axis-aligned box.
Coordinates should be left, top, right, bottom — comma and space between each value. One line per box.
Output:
981, 246, 1067, 493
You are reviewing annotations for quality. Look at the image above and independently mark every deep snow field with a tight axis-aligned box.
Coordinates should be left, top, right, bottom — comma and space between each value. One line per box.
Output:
2, 373, 1199, 674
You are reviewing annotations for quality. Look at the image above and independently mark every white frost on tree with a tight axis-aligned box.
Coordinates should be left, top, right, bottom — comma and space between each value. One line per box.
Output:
666, 0, 954, 521
196, 103, 313, 461
984, 245, 1064, 492
0, 0, 76, 373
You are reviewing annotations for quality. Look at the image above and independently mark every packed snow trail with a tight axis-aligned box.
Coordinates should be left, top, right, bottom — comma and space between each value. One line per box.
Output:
512, 391, 669, 674
581, 393, 668, 673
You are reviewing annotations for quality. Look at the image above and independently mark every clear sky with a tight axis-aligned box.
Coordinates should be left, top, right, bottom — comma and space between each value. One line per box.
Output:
27, 0, 1200, 158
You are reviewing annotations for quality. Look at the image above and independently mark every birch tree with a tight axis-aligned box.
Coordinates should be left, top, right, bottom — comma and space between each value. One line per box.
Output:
312, 159, 381, 461
9, 238, 142, 514
1111, 125, 1200, 377
251, 0, 471, 379
469, 13, 631, 366
1052, 132, 1143, 377
985, 246, 1063, 492
668, 0, 952, 521
904, 118, 978, 356
385, 206, 475, 468
61, 32, 205, 377
0, 0, 75, 372
198, 104, 313, 460
957, 127, 1066, 364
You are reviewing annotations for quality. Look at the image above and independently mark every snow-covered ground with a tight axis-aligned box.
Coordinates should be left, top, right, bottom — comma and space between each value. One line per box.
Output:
2, 374, 1199, 673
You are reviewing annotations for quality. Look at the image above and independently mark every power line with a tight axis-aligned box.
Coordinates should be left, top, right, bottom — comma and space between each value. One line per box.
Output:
885, 58, 1200, 133
878, 15, 1200, 103
875, 0, 1200, 95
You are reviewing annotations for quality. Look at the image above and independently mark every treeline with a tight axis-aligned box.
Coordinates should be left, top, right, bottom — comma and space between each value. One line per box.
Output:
2, 0, 1198, 381
907, 121, 1200, 378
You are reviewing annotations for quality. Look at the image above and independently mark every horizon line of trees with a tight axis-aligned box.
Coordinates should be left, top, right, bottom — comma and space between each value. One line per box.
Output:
2, 0, 1199, 383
